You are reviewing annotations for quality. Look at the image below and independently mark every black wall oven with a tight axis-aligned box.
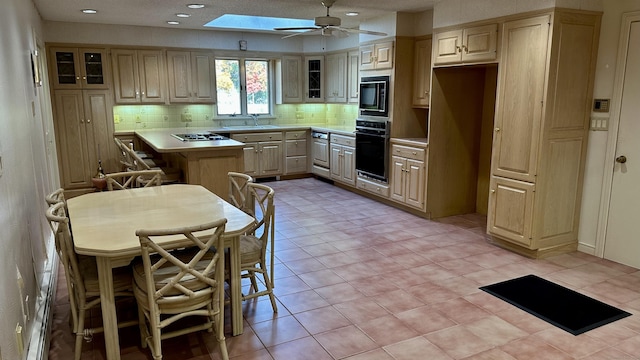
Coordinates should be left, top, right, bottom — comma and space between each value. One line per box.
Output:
355, 119, 390, 182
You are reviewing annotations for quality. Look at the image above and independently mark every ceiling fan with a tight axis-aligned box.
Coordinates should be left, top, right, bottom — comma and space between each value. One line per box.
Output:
274, 0, 387, 39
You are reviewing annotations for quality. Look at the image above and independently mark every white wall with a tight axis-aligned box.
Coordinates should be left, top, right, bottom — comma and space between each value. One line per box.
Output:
0, 0, 57, 359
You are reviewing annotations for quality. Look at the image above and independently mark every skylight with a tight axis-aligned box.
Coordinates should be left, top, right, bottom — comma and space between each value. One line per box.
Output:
204, 14, 315, 32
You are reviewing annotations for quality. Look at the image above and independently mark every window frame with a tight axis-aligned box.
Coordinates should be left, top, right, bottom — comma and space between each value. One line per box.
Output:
214, 57, 274, 119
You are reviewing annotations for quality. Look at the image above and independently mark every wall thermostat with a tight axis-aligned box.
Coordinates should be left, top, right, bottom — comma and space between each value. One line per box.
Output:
593, 99, 610, 113
239, 40, 247, 51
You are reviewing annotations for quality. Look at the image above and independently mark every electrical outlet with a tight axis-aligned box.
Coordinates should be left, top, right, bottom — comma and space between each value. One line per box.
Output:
114, 114, 120, 124
181, 113, 192, 122
135, 115, 142, 123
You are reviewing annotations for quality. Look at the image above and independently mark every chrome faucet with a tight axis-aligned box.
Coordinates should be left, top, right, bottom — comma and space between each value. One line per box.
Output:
251, 114, 259, 126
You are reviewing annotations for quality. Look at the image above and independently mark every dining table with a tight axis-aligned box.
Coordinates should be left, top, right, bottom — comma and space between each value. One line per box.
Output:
66, 184, 256, 360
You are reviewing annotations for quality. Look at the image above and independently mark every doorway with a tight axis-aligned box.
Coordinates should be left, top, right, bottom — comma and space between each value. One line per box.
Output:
601, 13, 640, 269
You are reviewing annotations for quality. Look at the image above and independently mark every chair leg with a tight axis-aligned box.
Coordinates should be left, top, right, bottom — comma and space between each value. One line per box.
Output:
150, 313, 163, 360
214, 311, 229, 360
262, 270, 277, 313
137, 306, 148, 348
74, 308, 86, 360
249, 270, 259, 293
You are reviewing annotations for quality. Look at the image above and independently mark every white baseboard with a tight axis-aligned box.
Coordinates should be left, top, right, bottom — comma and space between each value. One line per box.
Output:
25, 244, 58, 360
578, 242, 597, 256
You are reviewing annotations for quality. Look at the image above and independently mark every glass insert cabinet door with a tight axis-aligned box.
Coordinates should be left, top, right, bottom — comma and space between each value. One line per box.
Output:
49, 47, 109, 89
304, 56, 324, 102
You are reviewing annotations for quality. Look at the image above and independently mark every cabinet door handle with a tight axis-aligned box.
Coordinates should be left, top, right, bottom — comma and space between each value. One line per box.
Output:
456, 46, 462, 53
461, 44, 468, 53
494, 128, 500, 132
86, 119, 91, 123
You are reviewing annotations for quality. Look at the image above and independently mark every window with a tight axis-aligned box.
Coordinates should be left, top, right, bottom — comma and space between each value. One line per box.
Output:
215, 58, 271, 116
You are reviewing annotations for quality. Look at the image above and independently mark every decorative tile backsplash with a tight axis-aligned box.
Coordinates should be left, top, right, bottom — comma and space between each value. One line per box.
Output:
113, 103, 358, 131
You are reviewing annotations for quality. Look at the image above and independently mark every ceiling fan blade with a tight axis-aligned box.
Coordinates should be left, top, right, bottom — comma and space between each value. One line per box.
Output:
280, 28, 321, 39
274, 27, 320, 31
337, 27, 388, 36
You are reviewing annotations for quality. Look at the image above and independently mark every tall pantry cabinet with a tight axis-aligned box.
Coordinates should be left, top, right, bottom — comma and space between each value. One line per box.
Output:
487, 10, 601, 257
48, 46, 117, 194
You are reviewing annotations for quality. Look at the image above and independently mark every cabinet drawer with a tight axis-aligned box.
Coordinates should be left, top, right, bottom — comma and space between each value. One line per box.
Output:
330, 134, 355, 147
391, 145, 425, 161
286, 139, 307, 156
286, 156, 308, 174
231, 132, 282, 143
285, 130, 307, 140
357, 177, 390, 198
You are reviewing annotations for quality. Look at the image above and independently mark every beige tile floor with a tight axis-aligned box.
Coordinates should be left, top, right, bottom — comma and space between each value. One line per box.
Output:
49, 177, 640, 359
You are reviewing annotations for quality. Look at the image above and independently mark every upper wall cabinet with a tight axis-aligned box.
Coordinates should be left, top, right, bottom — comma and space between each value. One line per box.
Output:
433, 24, 498, 65
166, 51, 216, 104
360, 41, 394, 71
325, 52, 348, 103
49, 47, 110, 90
277, 55, 304, 104
111, 48, 167, 104
412, 38, 432, 108
304, 55, 324, 102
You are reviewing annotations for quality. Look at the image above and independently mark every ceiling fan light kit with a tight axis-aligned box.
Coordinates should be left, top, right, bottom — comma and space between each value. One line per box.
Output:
274, 0, 387, 39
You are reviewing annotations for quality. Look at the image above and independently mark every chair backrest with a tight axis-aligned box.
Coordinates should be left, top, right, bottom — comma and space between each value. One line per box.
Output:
136, 219, 227, 304
45, 188, 66, 206
114, 137, 135, 171
45, 202, 87, 304
246, 183, 275, 250
105, 170, 163, 190
228, 172, 254, 215
114, 137, 151, 171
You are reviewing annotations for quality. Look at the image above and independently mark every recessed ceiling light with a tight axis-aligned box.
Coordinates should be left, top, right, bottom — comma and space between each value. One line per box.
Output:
187, 4, 205, 9
176, 13, 191, 18
82, 9, 97, 14
167, 21, 180, 25
345, 12, 359, 16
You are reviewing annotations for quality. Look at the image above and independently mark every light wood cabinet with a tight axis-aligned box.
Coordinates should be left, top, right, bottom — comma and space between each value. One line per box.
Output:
49, 47, 110, 90
412, 38, 432, 108
488, 11, 601, 257
277, 55, 303, 103
433, 24, 498, 65
53, 90, 116, 189
360, 41, 394, 70
166, 51, 216, 103
347, 50, 360, 103
231, 132, 283, 177
304, 56, 324, 102
389, 144, 426, 210
330, 134, 355, 186
284, 130, 308, 174
325, 52, 347, 103
112, 48, 167, 104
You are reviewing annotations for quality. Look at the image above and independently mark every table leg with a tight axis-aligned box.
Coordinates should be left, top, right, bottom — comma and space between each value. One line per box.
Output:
96, 257, 121, 360
228, 235, 244, 336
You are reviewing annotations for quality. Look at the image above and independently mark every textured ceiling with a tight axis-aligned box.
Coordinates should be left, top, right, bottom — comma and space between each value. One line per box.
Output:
33, 0, 436, 32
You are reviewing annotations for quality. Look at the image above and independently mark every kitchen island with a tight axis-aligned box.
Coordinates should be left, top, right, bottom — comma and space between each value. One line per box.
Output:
134, 128, 247, 197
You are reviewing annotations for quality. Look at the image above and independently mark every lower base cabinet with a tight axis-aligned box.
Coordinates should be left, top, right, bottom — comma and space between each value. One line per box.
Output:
284, 130, 308, 174
389, 143, 427, 211
231, 132, 283, 177
329, 134, 356, 186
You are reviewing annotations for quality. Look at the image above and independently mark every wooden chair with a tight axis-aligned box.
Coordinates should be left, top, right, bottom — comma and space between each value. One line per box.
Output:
239, 182, 277, 312
122, 139, 182, 184
45, 188, 66, 206
228, 172, 254, 215
104, 169, 163, 190
133, 219, 229, 360
45, 202, 137, 360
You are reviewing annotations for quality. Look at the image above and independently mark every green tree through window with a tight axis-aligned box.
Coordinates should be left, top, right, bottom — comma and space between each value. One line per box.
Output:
215, 59, 270, 116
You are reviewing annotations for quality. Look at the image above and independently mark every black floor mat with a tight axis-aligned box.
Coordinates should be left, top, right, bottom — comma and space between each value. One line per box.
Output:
480, 274, 632, 335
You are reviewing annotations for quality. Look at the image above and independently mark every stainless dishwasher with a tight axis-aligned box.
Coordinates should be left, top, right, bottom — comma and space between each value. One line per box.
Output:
311, 131, 330, 178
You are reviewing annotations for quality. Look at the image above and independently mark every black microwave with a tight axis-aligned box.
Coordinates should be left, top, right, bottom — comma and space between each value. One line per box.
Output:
359, 76, 389, 117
